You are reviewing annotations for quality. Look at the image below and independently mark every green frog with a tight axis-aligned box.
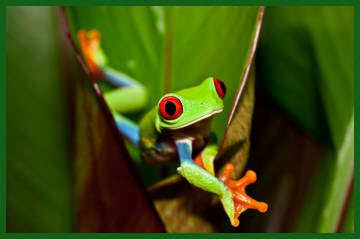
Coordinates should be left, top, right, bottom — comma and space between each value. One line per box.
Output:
78, 29, 268, 227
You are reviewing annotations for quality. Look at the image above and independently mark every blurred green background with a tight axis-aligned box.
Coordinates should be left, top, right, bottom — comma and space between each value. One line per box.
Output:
6, 6, 353, 232
6, 6, 73, 232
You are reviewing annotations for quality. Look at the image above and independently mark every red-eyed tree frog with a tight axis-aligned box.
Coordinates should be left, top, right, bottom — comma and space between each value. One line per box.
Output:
78, 29, 268, 227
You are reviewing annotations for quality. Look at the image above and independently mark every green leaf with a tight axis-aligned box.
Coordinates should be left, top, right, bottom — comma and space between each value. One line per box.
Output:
65, 6, 262, 232
149, 7, 262, 232
169, 7, 260, 141
65, 6, 260, 142
257, 6, 354, 232
6, 7, 73, 232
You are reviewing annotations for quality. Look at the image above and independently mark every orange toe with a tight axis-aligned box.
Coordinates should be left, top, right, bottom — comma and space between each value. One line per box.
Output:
219, 163, 268, 226
194, 152, 205, 170
245, 170, 257, 183
77, 29, 101, 77
218, 163, 234, 182
258, 202, 268, 213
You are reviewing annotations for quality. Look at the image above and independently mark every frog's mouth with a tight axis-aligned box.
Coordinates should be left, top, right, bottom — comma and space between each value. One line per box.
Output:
170, 108, 223, 130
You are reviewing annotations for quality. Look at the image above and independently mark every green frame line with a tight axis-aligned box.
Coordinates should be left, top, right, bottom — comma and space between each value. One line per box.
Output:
353, 0, 359, 235
2, 1, 358, 238
2, 233, 359, 239
1, 1, 6, 236
4, 0, 358, 6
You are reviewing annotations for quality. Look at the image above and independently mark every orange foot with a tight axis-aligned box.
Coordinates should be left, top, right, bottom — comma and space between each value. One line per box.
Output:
194, 152, 205, 170
77, 29, 102, 77
218, 163, 268, 227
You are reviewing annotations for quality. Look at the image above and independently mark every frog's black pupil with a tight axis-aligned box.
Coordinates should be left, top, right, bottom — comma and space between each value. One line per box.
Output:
219, 80, 226, 95
165, 101, 176, 116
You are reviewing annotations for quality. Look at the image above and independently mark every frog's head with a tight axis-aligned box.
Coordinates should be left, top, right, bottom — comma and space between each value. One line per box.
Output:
155, 77, 226, 132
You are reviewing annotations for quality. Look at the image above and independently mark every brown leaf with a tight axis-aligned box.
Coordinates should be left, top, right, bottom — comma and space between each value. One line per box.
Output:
60, 7, 165, 232
216, 68, 255, 177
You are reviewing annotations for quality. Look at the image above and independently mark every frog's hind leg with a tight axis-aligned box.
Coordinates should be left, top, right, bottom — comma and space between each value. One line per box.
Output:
101, 67, 147, 147
96, 66, 149, 148
113, 112, 140, 146
78, 29, 146, 147
102, 67, 147, 115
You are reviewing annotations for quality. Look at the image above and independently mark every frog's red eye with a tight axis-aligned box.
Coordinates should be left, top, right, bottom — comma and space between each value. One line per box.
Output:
214, 78, 226, 99
159, 96, 183, 120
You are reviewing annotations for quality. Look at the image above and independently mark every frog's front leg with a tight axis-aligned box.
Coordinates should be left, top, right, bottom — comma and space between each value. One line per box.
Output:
78, 29, 146, 146
175, 139, 236, 225
176, 139, 268, 227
